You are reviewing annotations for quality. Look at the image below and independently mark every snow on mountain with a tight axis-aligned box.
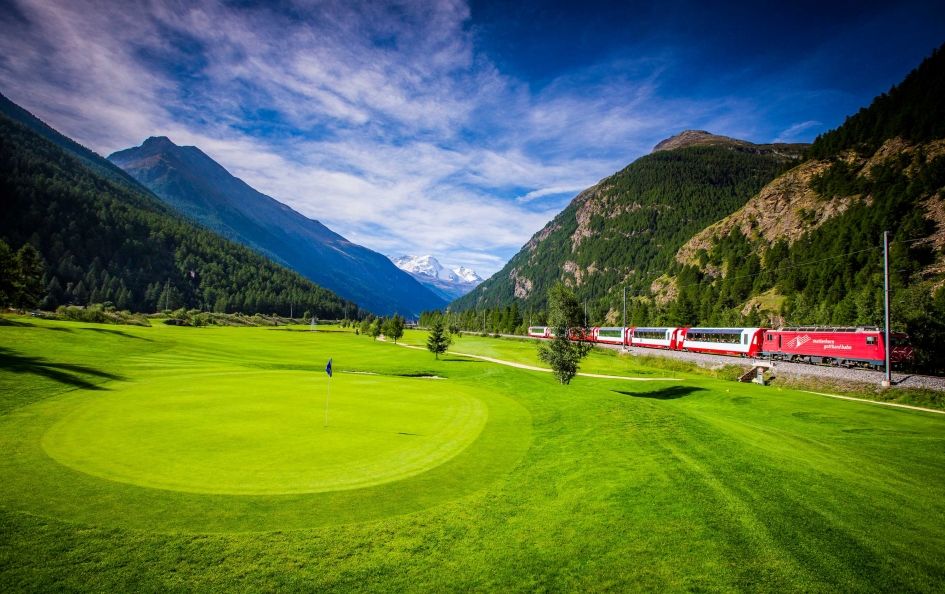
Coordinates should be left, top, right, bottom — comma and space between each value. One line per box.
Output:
391, 255, 483, 301
453, 266, 482, 283
392, 255, 458, 282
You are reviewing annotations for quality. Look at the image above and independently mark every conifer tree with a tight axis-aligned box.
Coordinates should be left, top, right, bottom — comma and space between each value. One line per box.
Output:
370, 318, 383, 341
537, 283, 592, 384
426, 318, 452, 359
384, 314, 405, 343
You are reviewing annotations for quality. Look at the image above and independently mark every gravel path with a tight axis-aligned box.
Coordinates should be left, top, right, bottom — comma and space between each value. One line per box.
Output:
398, 343, 680, 381
485, 333, 945, 392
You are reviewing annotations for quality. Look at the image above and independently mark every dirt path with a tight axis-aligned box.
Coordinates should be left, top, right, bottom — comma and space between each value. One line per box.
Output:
802, 391, 945, 415
398, 343, 681, 382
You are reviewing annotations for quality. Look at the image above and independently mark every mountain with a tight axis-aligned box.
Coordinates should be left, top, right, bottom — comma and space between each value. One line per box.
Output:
391, 255, 483, 301
108, 138, 446, 316
653, 130, 807, 157
454, 266, 483, 284
451, 134, 806, 313
0, 93, 356, 317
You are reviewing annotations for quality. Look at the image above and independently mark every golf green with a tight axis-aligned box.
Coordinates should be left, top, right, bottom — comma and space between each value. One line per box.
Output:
42, 371, 487, 495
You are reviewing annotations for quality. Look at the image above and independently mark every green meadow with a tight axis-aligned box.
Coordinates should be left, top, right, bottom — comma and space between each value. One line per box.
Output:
1, 317, 944, 591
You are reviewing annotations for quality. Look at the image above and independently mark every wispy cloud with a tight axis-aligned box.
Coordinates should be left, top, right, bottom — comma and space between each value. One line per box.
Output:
773, 120, 822, 143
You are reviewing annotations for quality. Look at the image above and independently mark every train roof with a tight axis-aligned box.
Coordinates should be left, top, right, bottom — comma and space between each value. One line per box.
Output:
776, 326, 881, 332
686, 327, 761, 334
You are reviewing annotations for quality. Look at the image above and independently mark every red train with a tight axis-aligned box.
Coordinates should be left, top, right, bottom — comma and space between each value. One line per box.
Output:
526, 325, 914, 370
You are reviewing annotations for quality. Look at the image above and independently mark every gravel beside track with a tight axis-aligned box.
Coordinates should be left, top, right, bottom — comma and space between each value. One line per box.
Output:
486, 333, 945, 392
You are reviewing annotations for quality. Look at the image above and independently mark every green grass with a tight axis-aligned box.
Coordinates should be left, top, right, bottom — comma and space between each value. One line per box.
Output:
1, 316, 945, 591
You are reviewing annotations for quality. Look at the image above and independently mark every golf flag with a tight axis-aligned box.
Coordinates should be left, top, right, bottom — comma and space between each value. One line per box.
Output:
326, 358, 332, 377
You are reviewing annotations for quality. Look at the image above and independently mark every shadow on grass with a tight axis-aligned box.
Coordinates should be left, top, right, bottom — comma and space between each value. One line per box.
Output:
0, 318, 72, 332
441, 358, 485, 363
0, 347, 124, 390
80, 327, 151, 341
613, 386, 706, 400
0, 318, 33, 327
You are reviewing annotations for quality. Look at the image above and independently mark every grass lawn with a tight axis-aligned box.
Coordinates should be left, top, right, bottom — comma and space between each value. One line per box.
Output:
1, 317, 944, 591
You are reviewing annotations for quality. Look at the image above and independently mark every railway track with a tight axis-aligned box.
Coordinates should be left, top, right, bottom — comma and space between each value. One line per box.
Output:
482, 332, 945, 392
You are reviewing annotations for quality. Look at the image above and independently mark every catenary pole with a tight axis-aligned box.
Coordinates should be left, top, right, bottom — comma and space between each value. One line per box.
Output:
883, 231, 892, 387
623, 286, 627, 351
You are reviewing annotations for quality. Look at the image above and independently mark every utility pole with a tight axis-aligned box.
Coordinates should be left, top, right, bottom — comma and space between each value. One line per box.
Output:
882, 231, 892, 388
584, 299, 587, 328
623, 286, 627, 351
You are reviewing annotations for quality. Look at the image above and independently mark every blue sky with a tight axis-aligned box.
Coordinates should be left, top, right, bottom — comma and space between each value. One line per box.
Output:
1, 0, 943, 277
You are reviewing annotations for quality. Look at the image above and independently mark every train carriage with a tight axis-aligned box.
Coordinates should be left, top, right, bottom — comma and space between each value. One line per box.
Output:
630, 327, 683, 350
527, 326, 551, 339
680, 327, 765, 357
593, 326, 630, 346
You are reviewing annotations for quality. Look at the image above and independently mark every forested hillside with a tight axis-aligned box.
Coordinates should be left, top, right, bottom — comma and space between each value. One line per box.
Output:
452, 136, 804, 314
0, 103, 359, 318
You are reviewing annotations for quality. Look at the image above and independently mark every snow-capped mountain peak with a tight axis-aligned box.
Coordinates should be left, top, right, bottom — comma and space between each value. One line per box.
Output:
392, 255, 457, 282
391, 255, 483, 301
452, 266, 482, 283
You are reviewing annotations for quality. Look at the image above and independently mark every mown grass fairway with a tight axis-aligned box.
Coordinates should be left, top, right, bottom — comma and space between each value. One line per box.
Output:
1, 317, 945, 591
43, 371, 486, 495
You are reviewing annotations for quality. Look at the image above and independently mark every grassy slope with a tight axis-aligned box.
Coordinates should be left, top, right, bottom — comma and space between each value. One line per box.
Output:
1, 317, 944, 591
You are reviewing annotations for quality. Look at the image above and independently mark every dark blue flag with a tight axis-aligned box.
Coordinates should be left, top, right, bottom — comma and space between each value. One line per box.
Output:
325, 358, 332, 377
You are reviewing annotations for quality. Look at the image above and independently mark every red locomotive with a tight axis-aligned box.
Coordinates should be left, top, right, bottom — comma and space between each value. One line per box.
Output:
762, 326, 913, 369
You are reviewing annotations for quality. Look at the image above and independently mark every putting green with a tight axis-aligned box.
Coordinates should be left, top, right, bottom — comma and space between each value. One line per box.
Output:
0, 323, 533, 532
42, 371, 487, 495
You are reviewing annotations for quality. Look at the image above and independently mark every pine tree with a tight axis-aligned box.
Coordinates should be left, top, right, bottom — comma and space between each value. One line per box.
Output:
426, 318, 452, 359
537, 283, 592, 385
0, 239, 14, 305
384, 314, 405, 343
370, 318, 383, 341
12, 243, 45, 308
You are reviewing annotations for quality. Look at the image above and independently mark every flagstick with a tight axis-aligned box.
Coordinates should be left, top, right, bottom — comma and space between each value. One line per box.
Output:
324, 375, 330, 427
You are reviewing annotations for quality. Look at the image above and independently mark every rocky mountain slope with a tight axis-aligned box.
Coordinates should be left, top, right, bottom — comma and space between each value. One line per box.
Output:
391, 255, 482, 301
653, 130, 807, 157
109, 138, 446, 316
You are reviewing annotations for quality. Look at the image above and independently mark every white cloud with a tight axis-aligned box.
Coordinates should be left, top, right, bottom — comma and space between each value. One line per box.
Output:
774, 120, 822, 142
